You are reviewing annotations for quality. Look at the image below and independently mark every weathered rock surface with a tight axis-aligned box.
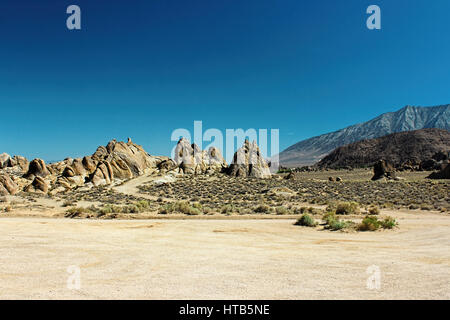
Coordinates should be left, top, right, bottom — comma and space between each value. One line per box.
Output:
157, 159, 178, 172
10, 156, 29, 172
91, 161, 114, 186
0, 174, 18, 195
54, 138, 161, 190
227, 140, 271, 178
92, 138, 158, 179
174, 138, 227, 174
25, 176, 48, 193
0, 153, 11, 169
24, 159, 50, 179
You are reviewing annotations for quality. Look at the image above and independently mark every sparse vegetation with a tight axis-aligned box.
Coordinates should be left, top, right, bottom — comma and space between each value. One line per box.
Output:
159, 201, 202, 215
322, 211, 352, 231
254, 204, 271, 214
380, 216, 398, 229
357, 216, 381, 231
275, 206, 290, 215
138, 170, 450, 215
335, 201, 360, 215
294, 213, 317, 227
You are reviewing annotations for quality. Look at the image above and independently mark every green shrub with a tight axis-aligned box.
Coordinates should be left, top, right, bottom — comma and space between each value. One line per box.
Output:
357, 216, 381, 231
380, 216, 398, 229
335, 201, 360, 215
322, 211, 337, 225
294, 213, 317, 227
327, 219, 347, 231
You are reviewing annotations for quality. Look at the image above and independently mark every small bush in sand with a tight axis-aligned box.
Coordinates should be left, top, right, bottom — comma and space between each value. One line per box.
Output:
380, 216, 398, 229
294, 213, 317, 227
335, 201, 360, 215
322, 211, 337, 225
326, 219, 348, 231
357, 216, 381, 231
368, 206, 380, 215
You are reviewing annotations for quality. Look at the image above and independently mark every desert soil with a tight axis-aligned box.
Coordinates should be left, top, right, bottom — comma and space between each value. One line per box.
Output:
1, 209, 449, 300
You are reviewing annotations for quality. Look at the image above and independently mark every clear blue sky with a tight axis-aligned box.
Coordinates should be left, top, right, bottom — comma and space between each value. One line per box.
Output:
1, 0, 450, 161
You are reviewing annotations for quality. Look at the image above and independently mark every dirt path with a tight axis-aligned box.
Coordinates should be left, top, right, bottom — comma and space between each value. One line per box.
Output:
0, 210, 449, 299
113, 173, 177, 201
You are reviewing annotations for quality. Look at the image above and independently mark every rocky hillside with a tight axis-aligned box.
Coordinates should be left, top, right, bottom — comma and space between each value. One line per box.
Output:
0, 138, 272, 196
279, 104, 450, 167
316, 128, 450, 169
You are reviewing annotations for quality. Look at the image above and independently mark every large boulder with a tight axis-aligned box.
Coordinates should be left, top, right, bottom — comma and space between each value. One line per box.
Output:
24, 159, 50, 179
203, 147, 227, 173
0, 174, 18, 195
92, 138, 157, 178
91, 161, 114, 186
174, 138, 200, 174
227, 140, 271, 178
10, 156, 29, 172
157, 159, 178, 172
0, 153, 11, 169
427, 164, 450, 179
371, 160, 397, 181
25, 176, 48, 193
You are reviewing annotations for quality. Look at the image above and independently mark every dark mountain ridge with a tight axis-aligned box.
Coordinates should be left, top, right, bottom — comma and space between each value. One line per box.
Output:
316, 128, 450, 169
279, 104, 450, 167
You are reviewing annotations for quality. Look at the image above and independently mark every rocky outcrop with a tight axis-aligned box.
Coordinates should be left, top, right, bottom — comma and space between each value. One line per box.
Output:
24, 159, 50, 179
157, 159, 178, 172
227, 140, 271, 178
10, 156, 29, 172
92, 138, 158, 179
25, 176, 48, 193
0, 153, 11, 169
371, 160, 397, 181
174, 138, 227, 174
427, 164, 450, 179
91, 161, 114, 186
0, 174, 18, 195
53, 138, 160, 190
203, 147, 227, 173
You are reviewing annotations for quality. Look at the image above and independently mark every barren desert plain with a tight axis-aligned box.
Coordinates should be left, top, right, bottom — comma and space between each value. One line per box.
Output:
1, 169, 449, 300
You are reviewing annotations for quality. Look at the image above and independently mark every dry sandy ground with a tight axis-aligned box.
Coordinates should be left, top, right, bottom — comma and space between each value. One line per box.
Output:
0, 211, 449, 300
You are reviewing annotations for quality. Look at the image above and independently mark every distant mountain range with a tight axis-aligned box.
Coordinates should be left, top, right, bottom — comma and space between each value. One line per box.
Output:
316, 128, 450, 169
279, 105, 450, 167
